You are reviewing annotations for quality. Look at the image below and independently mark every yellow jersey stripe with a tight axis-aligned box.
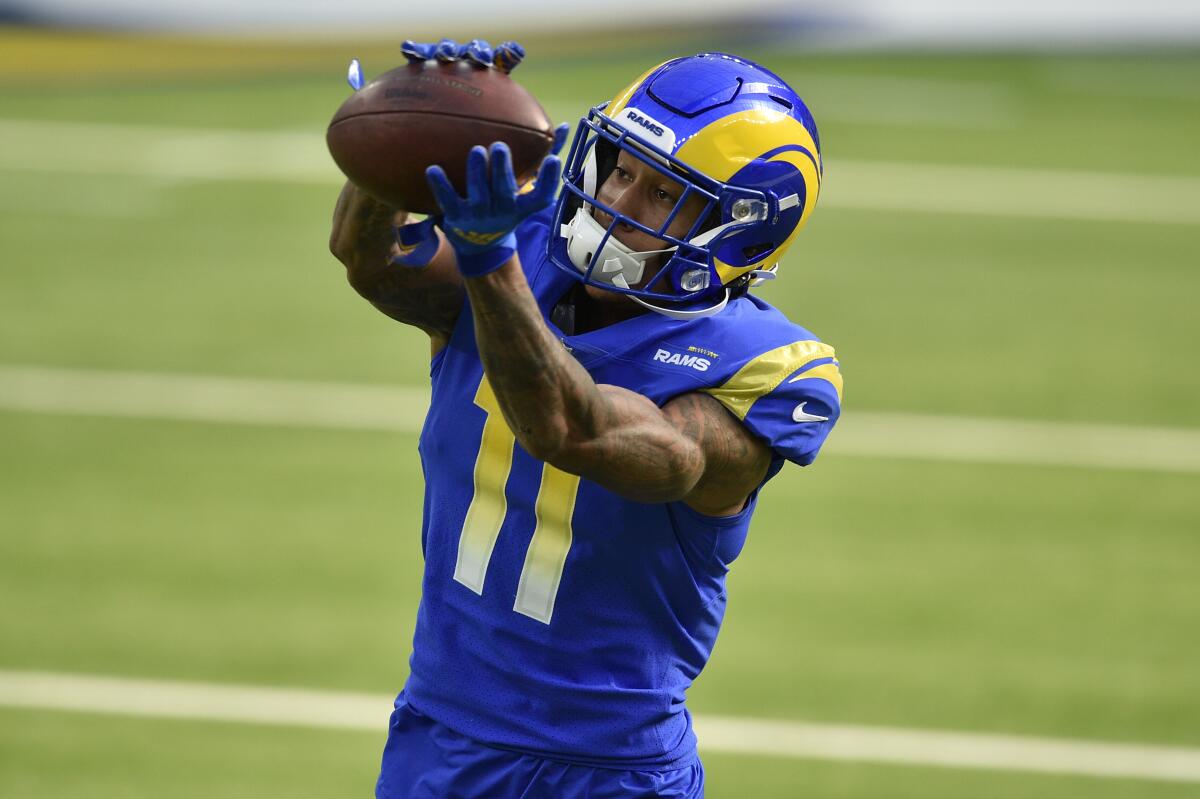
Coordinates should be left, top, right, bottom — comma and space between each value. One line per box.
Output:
702, 340, 837, 420
787, 360, 843, 402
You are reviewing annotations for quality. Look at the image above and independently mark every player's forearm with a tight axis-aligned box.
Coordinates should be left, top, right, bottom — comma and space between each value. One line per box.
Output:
464, 261, 703, 502
329, 181, 397, 269
464, 259, 596, 450
329, 181, 464, 333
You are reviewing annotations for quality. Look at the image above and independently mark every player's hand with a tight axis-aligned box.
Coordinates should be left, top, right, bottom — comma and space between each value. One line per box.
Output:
389, 216, 441, 269
425, 142, 560, 277
550, 122, 570, 156
346, 39, 524, 90
401, 38, 525, 73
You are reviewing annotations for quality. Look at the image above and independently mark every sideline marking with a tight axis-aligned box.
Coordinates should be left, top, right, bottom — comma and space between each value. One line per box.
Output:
1, 118, 1198, 224
1, 670, 1199, 783
2, 365, 1199, 473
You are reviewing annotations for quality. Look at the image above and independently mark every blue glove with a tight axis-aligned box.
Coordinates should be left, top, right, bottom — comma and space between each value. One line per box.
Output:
401, 38, 520, 71
425, 142, 561, 276
389, 216, 441, 269
550, 122, 570, 157
493, 41, 525, 74
388, 128, 567, 272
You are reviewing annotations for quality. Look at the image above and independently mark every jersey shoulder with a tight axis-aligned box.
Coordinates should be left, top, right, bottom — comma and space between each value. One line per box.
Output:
690, 294, 843, 467
513, 206, 557, 285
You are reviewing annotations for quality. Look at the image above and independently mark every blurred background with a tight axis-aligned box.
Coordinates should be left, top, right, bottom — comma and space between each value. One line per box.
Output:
1, 1, 1198, 797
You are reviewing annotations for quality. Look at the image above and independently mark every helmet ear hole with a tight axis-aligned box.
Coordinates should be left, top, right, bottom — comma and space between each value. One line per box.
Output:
742, 243, 774, 260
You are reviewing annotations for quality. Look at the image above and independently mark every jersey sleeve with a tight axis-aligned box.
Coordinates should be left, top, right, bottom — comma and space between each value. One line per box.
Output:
701, 339, 843, 466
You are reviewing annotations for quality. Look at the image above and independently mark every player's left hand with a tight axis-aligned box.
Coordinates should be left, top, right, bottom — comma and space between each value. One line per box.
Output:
425, 141, 561, 277
390, 124, 567, 271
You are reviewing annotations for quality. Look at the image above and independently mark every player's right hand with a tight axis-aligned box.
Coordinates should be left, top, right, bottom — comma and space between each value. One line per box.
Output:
390, 216, 441, 269
401, 38, 525, 73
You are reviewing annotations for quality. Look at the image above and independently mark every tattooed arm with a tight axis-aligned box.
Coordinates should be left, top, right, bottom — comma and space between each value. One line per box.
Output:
328, 181, 465, 353
464, 256, 772, 516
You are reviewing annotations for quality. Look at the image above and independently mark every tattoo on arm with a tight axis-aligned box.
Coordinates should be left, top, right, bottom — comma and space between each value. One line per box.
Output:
462, 261, 769, 507
329, 181, 464, 337
662, 393, 772, 514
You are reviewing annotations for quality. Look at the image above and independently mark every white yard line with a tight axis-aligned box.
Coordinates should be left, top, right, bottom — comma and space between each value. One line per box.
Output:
0, 118, 329, 185
1, 118, 1198, 224
2, 364, 1199, 474
0, 364, 429, 433
823, 159, 1200, 225
1, 670, 1198, 783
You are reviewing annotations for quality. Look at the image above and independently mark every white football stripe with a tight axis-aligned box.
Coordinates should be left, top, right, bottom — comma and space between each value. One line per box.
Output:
1, 118, 1198, 224
2, 364, 1199, 473
1, 670, 1199, 783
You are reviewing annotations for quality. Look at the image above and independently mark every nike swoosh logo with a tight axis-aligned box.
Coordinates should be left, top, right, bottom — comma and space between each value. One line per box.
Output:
792, 402, 829, 423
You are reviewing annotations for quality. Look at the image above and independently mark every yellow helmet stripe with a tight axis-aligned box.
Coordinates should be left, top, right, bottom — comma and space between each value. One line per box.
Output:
675, 108, 821, 182
675, 109, 822, 284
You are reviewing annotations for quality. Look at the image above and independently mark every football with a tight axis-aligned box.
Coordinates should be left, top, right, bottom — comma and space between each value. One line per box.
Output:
326, 59, 556, 214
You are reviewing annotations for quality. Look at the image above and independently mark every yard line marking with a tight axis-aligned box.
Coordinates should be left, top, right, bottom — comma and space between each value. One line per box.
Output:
0, 364, 428, 433
0, 670, 384, 733
824, 159, 1200, 225
2, 364, 1199, 474
2, 670, 1199, 783
0, 118, 335, 184
0, 118, 331, 185
701, 714, 1200, 783
2, 118, 1198, 224
833, 411, 1200, 474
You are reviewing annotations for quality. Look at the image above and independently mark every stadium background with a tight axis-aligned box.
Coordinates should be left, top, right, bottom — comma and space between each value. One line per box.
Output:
1, 2, 1198, 796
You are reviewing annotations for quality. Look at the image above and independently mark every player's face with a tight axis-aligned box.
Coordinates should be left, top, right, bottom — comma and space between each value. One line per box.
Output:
592, 150, 708, 287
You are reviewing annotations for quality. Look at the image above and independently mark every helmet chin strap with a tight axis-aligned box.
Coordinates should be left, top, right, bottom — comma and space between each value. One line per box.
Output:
562, 207, 672, 288
561, 206, 733, 320
629, 289, 730, 320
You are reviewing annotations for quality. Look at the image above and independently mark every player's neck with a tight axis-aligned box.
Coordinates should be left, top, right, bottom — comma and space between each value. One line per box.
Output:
552, 285, 647, 336
577, 286, 646, 335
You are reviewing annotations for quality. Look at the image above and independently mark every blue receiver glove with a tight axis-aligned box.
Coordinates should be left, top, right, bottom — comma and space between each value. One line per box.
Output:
390, 123, 570, 271
425, 142, 561, 276
492, 41, 525, 74
389, 216, 441, 268
401, 38, 523, 72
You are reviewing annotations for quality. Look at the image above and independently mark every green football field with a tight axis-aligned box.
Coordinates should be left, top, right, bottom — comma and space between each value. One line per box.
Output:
1, 28, 1198, 798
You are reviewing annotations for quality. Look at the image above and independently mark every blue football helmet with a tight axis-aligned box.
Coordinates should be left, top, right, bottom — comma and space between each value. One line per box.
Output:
548, 52, 823, 319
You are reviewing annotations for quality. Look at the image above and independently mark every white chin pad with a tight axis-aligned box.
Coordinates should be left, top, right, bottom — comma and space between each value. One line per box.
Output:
559, 207, 673, 289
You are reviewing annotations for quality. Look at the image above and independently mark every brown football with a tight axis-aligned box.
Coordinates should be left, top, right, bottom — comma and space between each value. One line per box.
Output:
326, 60, 555, 214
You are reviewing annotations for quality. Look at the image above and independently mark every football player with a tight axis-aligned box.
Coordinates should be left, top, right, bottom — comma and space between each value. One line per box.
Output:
329, 38, 842, 798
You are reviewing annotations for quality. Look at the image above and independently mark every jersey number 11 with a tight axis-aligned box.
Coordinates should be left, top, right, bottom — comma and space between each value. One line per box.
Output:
451, 374, 581, 624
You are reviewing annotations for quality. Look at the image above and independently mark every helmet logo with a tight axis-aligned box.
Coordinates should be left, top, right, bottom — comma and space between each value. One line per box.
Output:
622, 107, 676, 151
625, 110, 664, 137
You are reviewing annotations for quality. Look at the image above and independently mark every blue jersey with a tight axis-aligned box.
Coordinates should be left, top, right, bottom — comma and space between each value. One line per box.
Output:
402, 208, 842, 770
